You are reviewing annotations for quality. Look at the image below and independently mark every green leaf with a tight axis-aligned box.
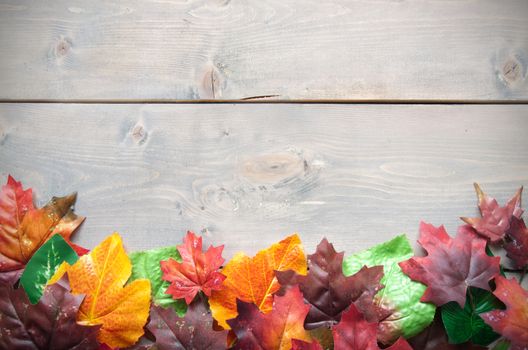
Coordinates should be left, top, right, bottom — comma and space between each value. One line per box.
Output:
492, 339, 511, 350
342, 234, 436, 343
441, 287, 503, 345
20, 234, 79, 304
129, 246, 187, 316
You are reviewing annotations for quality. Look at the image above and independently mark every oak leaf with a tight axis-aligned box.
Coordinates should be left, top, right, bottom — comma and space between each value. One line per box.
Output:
461, 183, 523, 242
0, 176, 85, 283
481, 276, 528, 349
227, 285, 312, 350
0, 277, 100, 350
276, 238, 384, 329
135, 301, 228, 350
209, 234, 307, 329
333, 304, 411, 350
504, 217, 528, 268
399, 222, 501, 307
161, 231, 225, 304
67, 233, 151, 349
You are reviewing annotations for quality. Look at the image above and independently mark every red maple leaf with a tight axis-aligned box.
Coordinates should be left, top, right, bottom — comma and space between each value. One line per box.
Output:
291, 339, 324, 350
399, 222, 501, 307
227, 285, 312, 350
161, 231, 225, 304
504, 217, 528, 268
333, 304, 412, 350
461, 183, 523, 242
481, 276, 528, 349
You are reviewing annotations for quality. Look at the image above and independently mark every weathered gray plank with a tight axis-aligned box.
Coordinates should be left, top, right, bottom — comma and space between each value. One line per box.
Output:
0, 0, 527, 101
1, 104, 527, 259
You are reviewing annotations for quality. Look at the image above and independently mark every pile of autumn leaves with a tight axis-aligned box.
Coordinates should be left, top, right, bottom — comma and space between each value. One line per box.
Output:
0, 175, 527, 350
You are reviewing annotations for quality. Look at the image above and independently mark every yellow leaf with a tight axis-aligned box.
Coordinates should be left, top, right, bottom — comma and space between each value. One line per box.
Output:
209, 234, 307, 329
68, 233, 151, 348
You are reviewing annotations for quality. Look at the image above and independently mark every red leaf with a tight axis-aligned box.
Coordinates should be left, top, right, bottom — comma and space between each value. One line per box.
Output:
276, 238, 384, 329
481, 276, 528, 349
291, 339, 324, 350
135, 300, 228, 349
505, 217, 528, 268
227, 285, 312, 350
399, 222, 501, 307
461, 183, 523, 242
161, 231, 225, 304
333, 304, 411, 350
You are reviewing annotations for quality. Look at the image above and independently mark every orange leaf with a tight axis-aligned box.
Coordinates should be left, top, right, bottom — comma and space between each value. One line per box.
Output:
0, 175, 84, 277
68, 233, 151, 348
209, 234, 307, 329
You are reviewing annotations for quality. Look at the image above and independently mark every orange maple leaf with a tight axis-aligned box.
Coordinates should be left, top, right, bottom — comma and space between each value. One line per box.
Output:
209, 234, 307, 329
68, 233, 151, 349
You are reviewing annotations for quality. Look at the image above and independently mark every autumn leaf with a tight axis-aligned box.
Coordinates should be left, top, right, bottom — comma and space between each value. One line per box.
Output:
209, 234, 307, 329
133, 300, 228, 350
343, 234, 435, 343
161, 231, 225, 304
481, 276, 528, 349
461, 183, 523, 242
227, 285, 312, 350
0, 175, 85, 283
399, 222, 501, 308
0, 277, 100, 350
276, 238, 384, 329
440, 287, 502, 345
20, 234, 79, 304
504, 217, 528, 268
130, 246, 187, 316
333, 304, 412, 350
291, 339, 324, 350
67, 233, 151, 348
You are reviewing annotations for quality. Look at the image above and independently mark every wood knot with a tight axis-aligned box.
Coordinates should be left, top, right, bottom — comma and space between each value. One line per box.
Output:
199, 63, 225, 99
497, 53, 525, 89
55, 37, 72, 57
131, 123, 148, 145
238, 152, 308, 185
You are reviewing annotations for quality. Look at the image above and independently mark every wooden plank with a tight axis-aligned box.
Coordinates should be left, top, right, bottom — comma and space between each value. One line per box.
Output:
0, 1, 527, 101
1, 103, 527, 259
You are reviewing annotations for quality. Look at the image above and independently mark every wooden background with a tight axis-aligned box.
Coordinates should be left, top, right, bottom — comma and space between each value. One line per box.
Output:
0, 0, 527, 260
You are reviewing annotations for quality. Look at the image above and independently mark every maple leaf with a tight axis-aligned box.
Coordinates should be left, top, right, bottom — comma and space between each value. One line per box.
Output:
0, 175, 86, 283
0, 277, 100, 350
291, 339, 324, 350
399, 222, 501, 307
276, 238, 384, 329
161, 231, 225, 304
333, 304, 412, 350
67, 233, 151, 348
504, 217, 528, 268
461, 183, 523, 242
227, 285, 312, 350
134, 300, 228, 350
209, 234, 307, 329
343, 235, 436, 343
481, 276, 528, 349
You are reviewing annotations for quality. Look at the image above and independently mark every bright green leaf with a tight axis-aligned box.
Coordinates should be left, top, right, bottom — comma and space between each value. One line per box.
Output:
441, 287, 503, 346
343, 234, 436, 343
20, 234, 78, 304
129, 246, 187, 316
492, 339, 511, 350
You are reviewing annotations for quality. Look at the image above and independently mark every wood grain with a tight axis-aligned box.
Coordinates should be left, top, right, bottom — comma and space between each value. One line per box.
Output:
1, 103, 527, 259
0, 0, 527, 101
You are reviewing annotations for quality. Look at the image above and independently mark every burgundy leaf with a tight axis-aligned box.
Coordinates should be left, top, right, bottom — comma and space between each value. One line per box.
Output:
276, 238, 384, 329
505, 217, 528, 268
399, 222, 501, 307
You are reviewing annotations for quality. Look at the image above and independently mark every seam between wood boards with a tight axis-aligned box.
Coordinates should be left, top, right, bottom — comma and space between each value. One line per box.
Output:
0, 99, 527, 105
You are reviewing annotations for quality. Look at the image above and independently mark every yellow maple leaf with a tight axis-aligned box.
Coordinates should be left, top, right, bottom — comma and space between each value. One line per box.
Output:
209, 234, 307, 329
67, 233, 151, 348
